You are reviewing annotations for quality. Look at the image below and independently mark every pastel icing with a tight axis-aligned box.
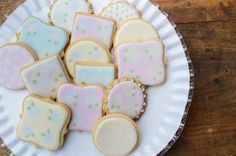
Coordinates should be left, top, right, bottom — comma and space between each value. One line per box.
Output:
50, 0, 90, 32
75, 63, 115, 87
106, 80, 145, 119
0, 43, 36, 90
114, 19, 159, 47
93, 114, 138, 156
71, 13, 116, 49
99, 2, 140, 25
116, 41, 165, 86
65, 40, 112, 77
21, 55, 69, 98
18, 17, 68, 59
57, 83, 104, 131
17, 95, 71, 150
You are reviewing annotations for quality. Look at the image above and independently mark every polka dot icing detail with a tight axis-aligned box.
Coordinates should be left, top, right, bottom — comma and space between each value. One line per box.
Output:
57, 83, 104, 131
16, 95, 71, 150
65, 39, 112, 77
21, 55, 69, 98
0, 43, 36, 90
71, 13, 116, 49
105, 78, 146, 119
50, 0, 90, 32
18, 17, 68, 59
116, 41, 165, 86
114, 19, 160, 47
99, 2, 140, 25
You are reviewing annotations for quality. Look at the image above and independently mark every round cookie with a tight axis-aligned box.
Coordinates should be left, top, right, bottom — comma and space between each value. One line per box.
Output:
92, 114, 139, 156
0, 43, 37, 90
50, 0, 90, 32
65, 39, 112, 77
104, 78, 147, 120
99, 1, 140, 25
114, 18, 160, 47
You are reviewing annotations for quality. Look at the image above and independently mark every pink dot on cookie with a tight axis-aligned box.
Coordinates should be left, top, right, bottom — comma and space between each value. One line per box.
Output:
57, 83, 104, 132
0, 43, 37, 90
104, 78, 147, 120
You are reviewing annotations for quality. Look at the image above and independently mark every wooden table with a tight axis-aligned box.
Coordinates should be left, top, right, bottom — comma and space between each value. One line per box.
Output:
0, 0, 236, 155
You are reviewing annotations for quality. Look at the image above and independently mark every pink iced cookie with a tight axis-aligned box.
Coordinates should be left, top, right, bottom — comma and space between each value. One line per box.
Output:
57, 83, 104, 131
0, 43, 37, 90
115, 40, 165, 86
71, 13, 116, 49
104, 78, 147, 120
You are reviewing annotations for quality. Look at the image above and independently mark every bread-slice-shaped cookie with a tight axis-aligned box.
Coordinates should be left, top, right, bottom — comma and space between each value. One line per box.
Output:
115, 40, 165, 86
114, 18, 159, 47
75, 62, 115, 87
57, 83, 104, 131
0, 43, 37, 90
17, 95, 71, 151
18, 17, 68, 59
71, 13, 117, 49
104, 78, 147, 120
99, 1, 140, 25
65, 39, 112, 77
21, 55, 70, 98
93, 113, 139, 156
50, 0, 90, 32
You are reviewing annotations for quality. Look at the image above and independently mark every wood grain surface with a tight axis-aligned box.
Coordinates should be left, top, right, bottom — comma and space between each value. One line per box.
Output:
0, 0, 236, 156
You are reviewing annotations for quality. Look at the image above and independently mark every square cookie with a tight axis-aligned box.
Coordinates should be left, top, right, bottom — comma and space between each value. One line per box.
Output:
21, 55, 70, 98
71, 13, 116, 49
115, 40, 165, 86
17, 95, 71, 150
75, 62, 115, 87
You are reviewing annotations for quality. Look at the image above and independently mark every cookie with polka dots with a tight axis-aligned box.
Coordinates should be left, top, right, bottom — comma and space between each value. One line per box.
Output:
92, 113, 139, 156
0, 43, 37, 90
17, 95, 71, 150
18, 17, 68, 59
114, 18, 160, 47
99, 1, 140, 25
21, 55, 70, 98
104, 78, 147, 120
115, 40, 166, 86
50, 0, 90, 32
57, 83, 104, 131
71, 13, 117, 49
74, 62, 115, 87
65, 39, 112, 77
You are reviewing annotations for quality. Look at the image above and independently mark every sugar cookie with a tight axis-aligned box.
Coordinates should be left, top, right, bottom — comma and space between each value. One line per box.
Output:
93, 113, 139, 156
57, 83, 104, 131
99, 1, 140, 25
104, 78, 147, 120
114, 18, 160, 47
50, 0, 90, 32
18, 17, 68, 59
71, 13, 116, 49
65, 39, 112, 77
17, 95, 71, 151
0, 43, 37, 90
21, 55, 70, 98
75, 62, 115, 87
115, 40, 165, 86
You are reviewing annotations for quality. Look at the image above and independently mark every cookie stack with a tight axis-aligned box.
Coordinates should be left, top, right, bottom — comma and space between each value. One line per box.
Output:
0, 1, 166, 156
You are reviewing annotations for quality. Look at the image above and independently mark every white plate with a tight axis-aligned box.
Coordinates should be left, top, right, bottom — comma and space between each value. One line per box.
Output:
0, 0, 194, 156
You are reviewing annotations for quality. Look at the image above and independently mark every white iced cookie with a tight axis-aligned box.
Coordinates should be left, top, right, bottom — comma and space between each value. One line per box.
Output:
99, 1, 140, 25
65, 39, 112, 77
17, 95, 71, 150
114, 18, 160, 47
93, 114, 139, 156
50, 0, 90, 32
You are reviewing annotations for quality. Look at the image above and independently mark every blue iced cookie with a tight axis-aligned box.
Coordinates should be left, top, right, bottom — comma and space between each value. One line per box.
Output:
18, 17, 68, 59
75, 62, 115, 87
